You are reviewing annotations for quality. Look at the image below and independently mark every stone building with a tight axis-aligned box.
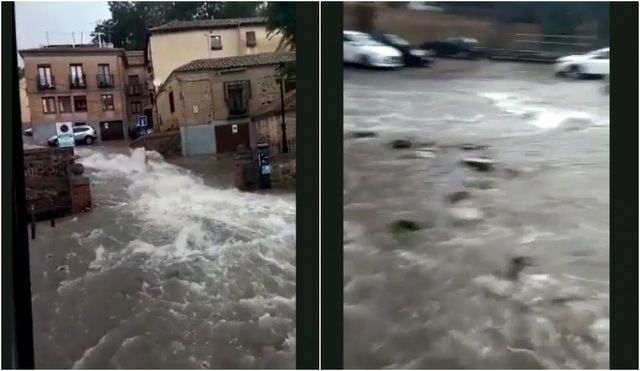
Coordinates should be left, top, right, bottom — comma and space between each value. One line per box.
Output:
154, 51, 295, 155
19, 45, 130, 143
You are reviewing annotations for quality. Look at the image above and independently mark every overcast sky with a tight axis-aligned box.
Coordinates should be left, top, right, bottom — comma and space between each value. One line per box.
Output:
15, 1, 111, 64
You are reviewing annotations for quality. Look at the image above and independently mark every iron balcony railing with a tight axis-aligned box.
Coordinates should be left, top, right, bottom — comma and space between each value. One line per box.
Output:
126, 83, 143, 96
36, 75, 56, 90
97, 73, 114, 88
69, 74, 87, 89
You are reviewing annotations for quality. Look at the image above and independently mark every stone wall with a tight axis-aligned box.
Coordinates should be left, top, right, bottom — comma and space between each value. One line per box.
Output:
130, 131, 181, 157
270, 155, 296, 189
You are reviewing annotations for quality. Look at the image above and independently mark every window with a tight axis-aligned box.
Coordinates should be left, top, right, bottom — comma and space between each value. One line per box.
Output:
101, 94, 114, 110
128, 75, 140, 84
98, 64, 112, 87
131, 101, 142, 114
42, 97, 56, 113
73, 127, 89, 133
246, 31, 257, 47
74, 96, 87, 112
58, 96, 72, 113
169, 91, 175, 113
224, 81, 251, 117
37, 65, 54, 88
284, 77, 296, 93
210, 35, 222, 50
69, 64, 85, 87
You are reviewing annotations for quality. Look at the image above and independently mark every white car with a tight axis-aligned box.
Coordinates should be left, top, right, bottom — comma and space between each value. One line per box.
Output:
343, 30, 404, 68
48, 125, 98, 146
554, 47, 609, 79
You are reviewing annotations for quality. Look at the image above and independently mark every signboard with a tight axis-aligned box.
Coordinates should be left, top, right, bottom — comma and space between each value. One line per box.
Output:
56, 122, 75, 148
24, 147, 73, 215
232, 124, 238, 134
137, 115, 148, 128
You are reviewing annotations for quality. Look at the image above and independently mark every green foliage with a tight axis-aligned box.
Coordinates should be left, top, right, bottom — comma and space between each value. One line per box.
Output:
93, 2, 261, 50
262, 2, 296, 48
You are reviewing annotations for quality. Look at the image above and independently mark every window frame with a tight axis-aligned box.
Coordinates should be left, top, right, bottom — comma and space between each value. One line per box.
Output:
37, 64, 54, 88
57, 96, 72, 113
210, 35, 222, 51
41, 97, 56, 114
169, 91, 175, 113
130, 101, 142, 114
246, 31, 257, 47
73, 96, 88, 112
101, 94, 115, 111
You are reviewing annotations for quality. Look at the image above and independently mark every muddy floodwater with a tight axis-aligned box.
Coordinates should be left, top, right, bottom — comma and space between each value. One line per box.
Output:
344, 61, 609, 369
29, 146, 296, 369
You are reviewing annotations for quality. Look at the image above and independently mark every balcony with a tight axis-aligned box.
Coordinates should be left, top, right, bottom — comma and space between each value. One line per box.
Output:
69, 74, 87, 89
126, 83, 143, 96
227, 104, 249, 118
36, 75, 55, 90
97, 74, 114, 88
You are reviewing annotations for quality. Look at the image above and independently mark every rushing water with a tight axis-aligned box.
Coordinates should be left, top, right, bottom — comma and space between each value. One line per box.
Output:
344, 61, 609, 369
29, 147, 296, 369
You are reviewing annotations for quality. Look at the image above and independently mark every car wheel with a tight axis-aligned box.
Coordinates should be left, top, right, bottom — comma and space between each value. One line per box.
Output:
359, 54, 372, 68
84, 136, 94, 145
566, 65, 583, 79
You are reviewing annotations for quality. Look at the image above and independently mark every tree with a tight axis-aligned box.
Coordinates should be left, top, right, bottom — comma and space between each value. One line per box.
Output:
93, 2, 261, 50
262, 2, 296, 48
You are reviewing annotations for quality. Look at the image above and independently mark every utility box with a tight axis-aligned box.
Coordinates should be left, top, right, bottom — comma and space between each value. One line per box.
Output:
256, 142, 272, 189
234, 144, 255, 191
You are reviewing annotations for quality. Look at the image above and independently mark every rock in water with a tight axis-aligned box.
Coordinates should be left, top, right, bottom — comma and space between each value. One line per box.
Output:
389, 219, 421, 233
348, 131, 378, 139
446, 191, 471, 204
391, 140, 412, 149
462, 157, 495, 172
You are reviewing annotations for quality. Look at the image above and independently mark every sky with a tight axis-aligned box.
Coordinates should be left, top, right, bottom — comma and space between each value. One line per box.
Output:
15, 1, 111, 65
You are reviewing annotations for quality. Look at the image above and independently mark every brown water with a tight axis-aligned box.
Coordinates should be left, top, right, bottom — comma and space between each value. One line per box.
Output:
344, 61, 609, 369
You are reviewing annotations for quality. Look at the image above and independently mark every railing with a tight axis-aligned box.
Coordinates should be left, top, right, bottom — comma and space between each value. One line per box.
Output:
36, 75, 56, 90
228, 106, 250, 118
69, 74, 87, 89
126, 83, 143, 96
97, 74, 114, 88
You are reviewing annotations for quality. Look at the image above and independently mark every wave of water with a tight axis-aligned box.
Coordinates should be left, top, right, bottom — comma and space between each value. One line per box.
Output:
43, 148, 298, 368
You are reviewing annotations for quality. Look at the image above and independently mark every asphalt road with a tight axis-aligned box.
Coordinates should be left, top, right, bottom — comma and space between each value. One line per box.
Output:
344, 60, 609, 369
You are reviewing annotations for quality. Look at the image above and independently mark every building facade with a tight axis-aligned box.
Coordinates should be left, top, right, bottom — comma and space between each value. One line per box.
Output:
124, 50, 153, 132
154, 51, 295, 155
20, 45, 129, 143
145, 18, 282, 90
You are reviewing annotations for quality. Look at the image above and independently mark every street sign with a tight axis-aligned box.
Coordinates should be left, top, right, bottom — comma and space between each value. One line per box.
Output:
56, 122, 75, 148
137, 115, 148, 128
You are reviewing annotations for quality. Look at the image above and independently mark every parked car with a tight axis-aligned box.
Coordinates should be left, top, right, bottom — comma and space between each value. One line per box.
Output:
421, 37, 487, 59
48, 125, 97, 146
554, 47, 610, 79
370, 32, 434, 67
343, 30, 404, 68
23, 128, 33, 136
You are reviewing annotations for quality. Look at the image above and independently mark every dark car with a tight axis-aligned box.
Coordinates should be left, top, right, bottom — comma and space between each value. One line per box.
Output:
370, 32, 434, 67
421, 37, 487, 60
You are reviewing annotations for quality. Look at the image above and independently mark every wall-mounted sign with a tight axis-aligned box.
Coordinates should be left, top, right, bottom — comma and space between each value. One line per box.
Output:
232, 124, 238, 134
104, 122, 109, 129
193, 105, 199, 114
137, 115, 148, 128
56, 122, 75, 148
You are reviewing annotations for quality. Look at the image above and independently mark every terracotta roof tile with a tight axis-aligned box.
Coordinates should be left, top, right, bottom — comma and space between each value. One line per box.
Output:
174, 51, 295, 72
150, 17, 266, 33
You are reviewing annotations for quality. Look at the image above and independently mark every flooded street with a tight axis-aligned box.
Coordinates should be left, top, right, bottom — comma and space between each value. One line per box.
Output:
29, 146, 296, 369
344, 61, 609, 369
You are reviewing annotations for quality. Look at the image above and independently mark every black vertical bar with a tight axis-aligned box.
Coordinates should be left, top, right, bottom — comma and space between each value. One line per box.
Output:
320, 2, 343, 369
2, 2, 36, 368
610, 2, 638, 369
296, 2, 319, 369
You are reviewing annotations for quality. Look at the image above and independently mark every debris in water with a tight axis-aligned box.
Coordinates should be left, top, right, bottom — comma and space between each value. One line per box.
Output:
461, 143, 489, 151
462, 157, 495, 172
446, 191, 471, 204
389, 220, 421, 233
391, 140, 412, 149
348, 131, 378, 139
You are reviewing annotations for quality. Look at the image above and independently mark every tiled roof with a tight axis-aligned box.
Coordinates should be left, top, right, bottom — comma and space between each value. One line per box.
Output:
19, 46, 125, 55
150, 17, 266, 33
174, 51, 295, 73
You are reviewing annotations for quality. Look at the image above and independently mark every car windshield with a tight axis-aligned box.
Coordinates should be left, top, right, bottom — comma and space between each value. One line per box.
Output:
347, 33, 379, 46
385, 34, 410, 46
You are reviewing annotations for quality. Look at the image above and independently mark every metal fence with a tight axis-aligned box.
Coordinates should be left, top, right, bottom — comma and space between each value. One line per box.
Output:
489, 33, 599, 63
